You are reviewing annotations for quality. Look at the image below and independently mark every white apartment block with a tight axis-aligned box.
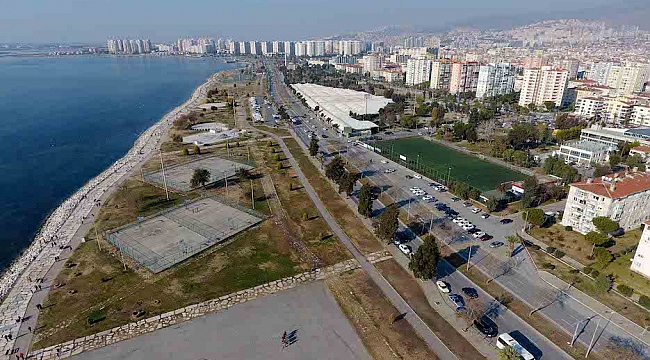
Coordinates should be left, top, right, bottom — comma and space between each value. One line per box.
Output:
518, 66, 568, 108
272, 41, 283, 54
606, 63, 650, 96
574, 97, 604, 119
588, 62, 614, 85
632, 105, 650, 126
337, 40, 363, 56
476, 63, 516, 99
283, 41, 294, 55
405, 57, 433, 86
430, 61, 452, 91
562, 170, 650, 234
556, 140, 613, 165
630, 223, 650, 279
398, 47, 429, 57
372, 69, 402, 83
362, 54, 383, 75
553, 59, 580, 79
449, 62, 481, 94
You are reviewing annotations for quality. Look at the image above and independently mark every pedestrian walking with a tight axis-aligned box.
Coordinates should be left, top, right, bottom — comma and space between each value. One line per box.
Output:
282, 330, 287, 346
28, 327, 32, 333
36, 304, 42, 310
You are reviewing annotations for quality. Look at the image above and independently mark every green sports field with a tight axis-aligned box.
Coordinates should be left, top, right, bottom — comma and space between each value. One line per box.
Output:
374, 137, 526, 192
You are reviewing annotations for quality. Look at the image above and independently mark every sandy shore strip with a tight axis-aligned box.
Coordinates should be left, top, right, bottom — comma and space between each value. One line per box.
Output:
0, 68, 236, 356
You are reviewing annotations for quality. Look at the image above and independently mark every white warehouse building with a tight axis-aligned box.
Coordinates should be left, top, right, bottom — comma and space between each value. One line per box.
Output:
291, 83, 392, 137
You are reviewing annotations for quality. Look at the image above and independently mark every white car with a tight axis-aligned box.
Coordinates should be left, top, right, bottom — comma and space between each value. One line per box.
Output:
398, 244, 412, 256
471, 208, 481, 214
381, 160, 389, 164
436, 281, 450, 293
413, 174, 422, 179
384, 169, 395, 174
409, 187, 421, 192
473, 231, 486, 239
452, 217, 465, 224
462, 224, 476, 231
422, 195, 434, 201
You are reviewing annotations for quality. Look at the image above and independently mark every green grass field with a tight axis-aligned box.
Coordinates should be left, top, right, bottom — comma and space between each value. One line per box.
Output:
375, 137, 526, 191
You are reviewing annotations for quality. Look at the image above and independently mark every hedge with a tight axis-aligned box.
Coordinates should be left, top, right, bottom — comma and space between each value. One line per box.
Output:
617, 284, 634, 297
640, 295, 650, 309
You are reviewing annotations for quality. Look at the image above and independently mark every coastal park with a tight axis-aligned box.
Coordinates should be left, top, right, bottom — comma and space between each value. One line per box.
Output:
144, 156, 254, 192
105, 197, 264, 273
374, 137, 526, 192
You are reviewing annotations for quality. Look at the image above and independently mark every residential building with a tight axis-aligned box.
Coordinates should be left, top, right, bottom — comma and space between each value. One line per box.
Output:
398, 47, 429, 57
562, 170, 650, 234
580, 126, 650, 147
632, 105, 650, 126
476, 63, 516, 98
449, 62, 481, 94
249, 41, 260, 55
239, 41, 249, 55
629, 146, 650, 163
518, 66, 569, 108
575, 85, 614, 101
630, 223, 650, 279
362, 54, 383, 75
574, 97, 604, 119
271, 41, 283, 54
553, 59, 580, 79
523, 56, 547, 69
555, 140, 614, 165
429, 60, 453, 91
405, 57, 433, 86
261, 41, 272, 55
372, 69, 403, 83
606, 63, 650, 96
283, 41, 294, 55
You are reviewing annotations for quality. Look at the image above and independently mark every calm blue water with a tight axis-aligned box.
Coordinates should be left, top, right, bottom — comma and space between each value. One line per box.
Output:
0, 56, 237, 271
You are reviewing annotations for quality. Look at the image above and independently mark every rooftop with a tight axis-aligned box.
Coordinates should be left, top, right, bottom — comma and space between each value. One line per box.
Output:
561, 139, 613, 152
572, 171, 650, 199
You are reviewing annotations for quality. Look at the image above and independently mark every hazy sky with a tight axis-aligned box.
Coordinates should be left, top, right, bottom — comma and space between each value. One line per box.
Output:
0, 0, 645, 43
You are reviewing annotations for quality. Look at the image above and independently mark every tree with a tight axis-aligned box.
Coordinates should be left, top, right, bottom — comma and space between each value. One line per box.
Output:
477, 120, 499, 143
408, 235, 440, 279
308, 137, 319, 157
338, 171, 359, 196
498, 346, 523, 360
609, 152, 622, 167
506, 235, 522, 257
190, 168, 211, 188
521, 176, 538, 208
592, 217, 620, 233
236, 167, 251, 181
585, 231, 609, 247
626, 154, 647, 171
543, 101, 556, 112
486, 197, 500, 212
399, 115, 418, 129
193, 145, 201, 155
357, 183, 374, 217
376, 204, 399, 243
605, 336, 648, 360
181, 148, 189, 156
325, 156, 346, 183
594, 163, 612, 177
523, 208, 546, 227
594, 247, 614, 267
593, 273, 612, 293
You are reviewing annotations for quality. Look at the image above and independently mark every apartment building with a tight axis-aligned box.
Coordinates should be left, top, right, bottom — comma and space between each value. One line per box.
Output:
405, 57, 433, 86
362, 54, 383, 75
429, 60, 453, 91
556, 140, 613, 165
580, 126, 650, 147
606, 63, 650, 96
630, 223, 650, 279
449, 61, 480, 94
562, 170, 650, 234
372, 69, 403, 83
476, 63, 516, 98
632, 105, 650, 126
574, 97, 604, 119
518, 66, 568, 108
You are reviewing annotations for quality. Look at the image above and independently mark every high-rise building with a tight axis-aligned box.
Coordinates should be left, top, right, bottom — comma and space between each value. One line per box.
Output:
239, 41, 250, 55
606, 63, 650, 96
228, 41, 239, 55
553, 59, 580, 80
476, 63, 516, 98
283, 41, 294, 55
249, 41, 260, 55
405, 57, 433, 86
260, 41, 272, 55
429, 60, 453, 91
588, 62, 615, 85
295, 42, 307, 57
362, 54, 383, 75
631, 223, 650, 279
518, 66, 569, 108
449, 62, 481, 94
272, 41, 283, 54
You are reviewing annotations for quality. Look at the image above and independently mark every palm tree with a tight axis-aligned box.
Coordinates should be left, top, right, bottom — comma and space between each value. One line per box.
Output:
506, 235, 521, 257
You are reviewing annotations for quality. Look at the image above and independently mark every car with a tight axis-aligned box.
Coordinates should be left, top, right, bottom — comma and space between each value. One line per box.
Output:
409, 187, 421, 191
471, 208, 481, 214
384, 169, 395, 174
321, 134, 328, 138
437, 185, 447, 192
496, 333, 535, 360
473, 231, 486, 239
405, 175, 413, 179
474, 316, 498, 337
462, 287, 479, 299
490, 241, 504, 248
398, 244, 412, 256
381, 160, 389, 164
323, 128, 327, 131
452, 217, 465, 224
413, 174, 422, 179
417, 132, 423, 136
451, 197, 460, 202
422, 195, 434, 201
500, 218, 513, 225
462, 224, 476, 231
385, 131, 393, 135
448, 294, 466, 311
463, 202, 473, 207
392, 237, 405, 246
481, 213, 490, 219
436, 281, 450, 293
480, 234, 493, 241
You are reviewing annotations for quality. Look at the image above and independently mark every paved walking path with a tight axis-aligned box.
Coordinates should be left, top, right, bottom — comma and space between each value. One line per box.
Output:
255, 127, 459, 360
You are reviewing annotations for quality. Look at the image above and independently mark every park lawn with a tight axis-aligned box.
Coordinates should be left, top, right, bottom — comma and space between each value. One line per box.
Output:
262, 141, 350, 265
457, 141, 493, 157
528, 225, 642, 266
603, 252, 650, 298
86, 178, 197, 239
527, 245, 650, 328
284, 137, 383, 254
255, 125, 291, 137
326, 269, 439, 360
34, 218, 301, 350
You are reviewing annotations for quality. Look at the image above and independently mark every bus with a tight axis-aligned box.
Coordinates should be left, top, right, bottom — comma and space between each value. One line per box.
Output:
496, 333, 535, 360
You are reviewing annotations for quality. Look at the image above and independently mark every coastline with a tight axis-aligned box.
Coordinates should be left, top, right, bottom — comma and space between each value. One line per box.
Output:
0, 67, 235, 354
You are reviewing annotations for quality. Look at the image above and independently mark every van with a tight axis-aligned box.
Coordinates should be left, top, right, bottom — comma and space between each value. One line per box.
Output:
496, 333, 535, 360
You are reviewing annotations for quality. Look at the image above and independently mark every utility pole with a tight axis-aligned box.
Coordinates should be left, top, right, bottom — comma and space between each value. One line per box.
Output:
467, 245, 472, 271
586, 318, 601, 357
159, 150, 170, 201
251, 180, 255, 209
94, 226, 101, 252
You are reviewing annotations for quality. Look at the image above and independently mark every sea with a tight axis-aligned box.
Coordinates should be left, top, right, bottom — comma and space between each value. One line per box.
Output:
0, 55, 238, 272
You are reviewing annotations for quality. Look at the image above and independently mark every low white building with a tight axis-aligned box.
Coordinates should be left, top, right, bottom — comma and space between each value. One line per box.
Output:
630, 223, 650, 279
562, 170, 650, 234
555, 140, 613, 165
291, 83, 392, 136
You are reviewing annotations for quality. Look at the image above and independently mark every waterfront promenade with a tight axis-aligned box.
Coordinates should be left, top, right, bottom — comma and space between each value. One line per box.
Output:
0, 71, 225, 358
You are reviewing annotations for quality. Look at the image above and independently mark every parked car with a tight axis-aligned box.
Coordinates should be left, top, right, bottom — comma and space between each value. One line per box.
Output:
381, 160, 389, 164
474, 316, 498, 337
398, 244, 412, 256
471, 208, 481, 214
463, 202, 473, 207
413, 174, 422, 179
451, 197, 460, 202
448, 293, 466, 311
422, 195, 434, 201
500, 218, 513, 225
405, 175, 413, 179
481, 213, 490, 219
436, 281, 450, 293
480, 234, 493, 241
490, 241, 504, 248
462, 287, 479, 299
452, 217, 465, 224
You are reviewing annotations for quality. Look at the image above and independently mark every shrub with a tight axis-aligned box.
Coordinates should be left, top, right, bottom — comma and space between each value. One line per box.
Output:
302, 213, 308, 221
569, 269, 580, 274
555, 250, 566, 258
617, 284, 634, 297
88, 308, 107, 325
181, 148, 189, 156
546, 246, 557, 254
594, 274, 612, 294
583, 266, 593, 275
541, 263, 556, 270
277, 162, 283, 170
266, 140, 273, 147
564, 226, 572, 231
639, 295, 650, 309
594, 247, 614, 266
272, 154, 280, 161
591, 270, 600, 277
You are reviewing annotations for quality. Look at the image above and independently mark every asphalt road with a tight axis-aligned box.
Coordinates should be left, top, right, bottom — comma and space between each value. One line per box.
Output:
72, 282, 371, 360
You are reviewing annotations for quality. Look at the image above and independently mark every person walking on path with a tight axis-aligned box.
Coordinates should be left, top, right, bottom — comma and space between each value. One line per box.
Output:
281, 331, 287, 347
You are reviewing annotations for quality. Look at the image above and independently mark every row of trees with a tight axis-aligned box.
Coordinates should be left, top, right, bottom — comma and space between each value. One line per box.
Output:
542, 156, 580, 184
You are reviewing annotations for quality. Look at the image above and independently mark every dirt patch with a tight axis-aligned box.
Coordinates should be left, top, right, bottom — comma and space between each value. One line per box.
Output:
258, 262, 278, 271
376, 259, 486, 360
327, 269, 439, 360
236, 246, 253, 257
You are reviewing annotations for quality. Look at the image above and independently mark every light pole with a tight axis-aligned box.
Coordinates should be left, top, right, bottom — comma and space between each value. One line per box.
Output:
447, 167, 452, 185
